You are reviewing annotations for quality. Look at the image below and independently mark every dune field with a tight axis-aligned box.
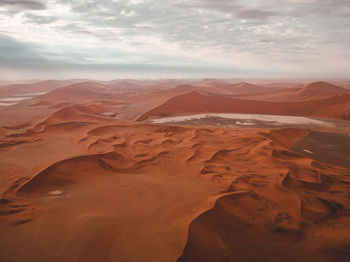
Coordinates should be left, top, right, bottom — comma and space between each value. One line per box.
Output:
1, 79, 350, 262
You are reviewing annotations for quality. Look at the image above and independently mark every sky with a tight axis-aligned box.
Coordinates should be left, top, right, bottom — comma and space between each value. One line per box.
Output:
0, 0, 349, 80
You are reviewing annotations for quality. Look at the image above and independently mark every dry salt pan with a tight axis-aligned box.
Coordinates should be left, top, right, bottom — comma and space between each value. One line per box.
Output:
235, 121, 255, 126
101, 112, 116, 117
303, 149, 313, 154
49, 190, 63, 196
151, 113, 331, 126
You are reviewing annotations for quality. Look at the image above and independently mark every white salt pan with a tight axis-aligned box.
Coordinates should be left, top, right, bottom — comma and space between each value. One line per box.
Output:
49, 190, 63, 196
303, 149, 313, 154
150, 113, 331, 126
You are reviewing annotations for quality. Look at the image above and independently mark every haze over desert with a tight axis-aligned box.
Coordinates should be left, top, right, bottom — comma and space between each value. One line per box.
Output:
1, 0, 350, 261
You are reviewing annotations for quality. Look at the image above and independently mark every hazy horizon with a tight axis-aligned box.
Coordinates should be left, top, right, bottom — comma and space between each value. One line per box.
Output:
2, 77, 350, 84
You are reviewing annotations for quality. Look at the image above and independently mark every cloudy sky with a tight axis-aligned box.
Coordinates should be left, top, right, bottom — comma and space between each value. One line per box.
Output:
0, 0, 349, 79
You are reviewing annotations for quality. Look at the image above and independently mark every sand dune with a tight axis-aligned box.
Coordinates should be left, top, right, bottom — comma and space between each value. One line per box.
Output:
35, 104, 118, 128
111, 81, 276, 120
129, 81, 272, 103
264, 128, 310, 148
199, 80, 278, 94
0, 121, 230, 261
137, 90, 350, 121
0, 80, 65, 98
1, 78, 350, 262
300, 81, 349, 97
0, 127, 5, 137
2, 116, 350, 262
31, 82, 120, 105
178, 129, 350, 262
235, 81, 350, 102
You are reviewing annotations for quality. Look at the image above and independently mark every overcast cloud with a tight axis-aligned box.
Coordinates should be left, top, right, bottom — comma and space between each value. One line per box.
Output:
0, 0, 349, 79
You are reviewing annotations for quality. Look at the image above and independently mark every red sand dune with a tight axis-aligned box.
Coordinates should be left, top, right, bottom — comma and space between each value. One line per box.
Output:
300, 81, 349, 97
1, 121, 350, 262
201, 80, 278, 94
137, 90, 350, 121
178, 128, 350, 262
0, 127, 5, 137
164, 81, 274, 96
37, 104, 116, 125
0, 80, 64, 98
235, 81, 350, 102
103, 79, 192, 90
19, 80, 286, 122
1, 79, 350, 262
31, 82, 120, 105
124, 81, 274, 116
264, 128, 310, 148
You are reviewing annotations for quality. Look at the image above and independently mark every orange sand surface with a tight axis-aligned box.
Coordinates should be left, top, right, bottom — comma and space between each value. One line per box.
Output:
1, 80, 350, 262
138, 90, 350, 121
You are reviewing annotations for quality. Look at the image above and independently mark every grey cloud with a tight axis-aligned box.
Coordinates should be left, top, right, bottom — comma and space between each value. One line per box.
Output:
54, 23, 98, 37
57, 23, 88, 32
0, 0, 350, 78
0, 0, 46, 10
67, 0, 349, 67
0, 33, 97, 69
271, 0, 350, 17
0, 33, 50, 68
175, 0, 283, 20
73, 30, 94, 35
176, 0, 350, 20
0, 33, 253, 76
24, 13, 57, 24
235, 9, 280, 20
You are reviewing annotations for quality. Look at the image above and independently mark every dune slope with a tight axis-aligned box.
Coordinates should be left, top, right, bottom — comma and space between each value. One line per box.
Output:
178, 128, 350, 262
234, 81, 350, 102
137, 91, 350, 121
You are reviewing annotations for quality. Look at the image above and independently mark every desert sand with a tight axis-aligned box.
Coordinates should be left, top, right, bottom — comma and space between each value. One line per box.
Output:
137, 88, 350, 121
1, 79, 350, 262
